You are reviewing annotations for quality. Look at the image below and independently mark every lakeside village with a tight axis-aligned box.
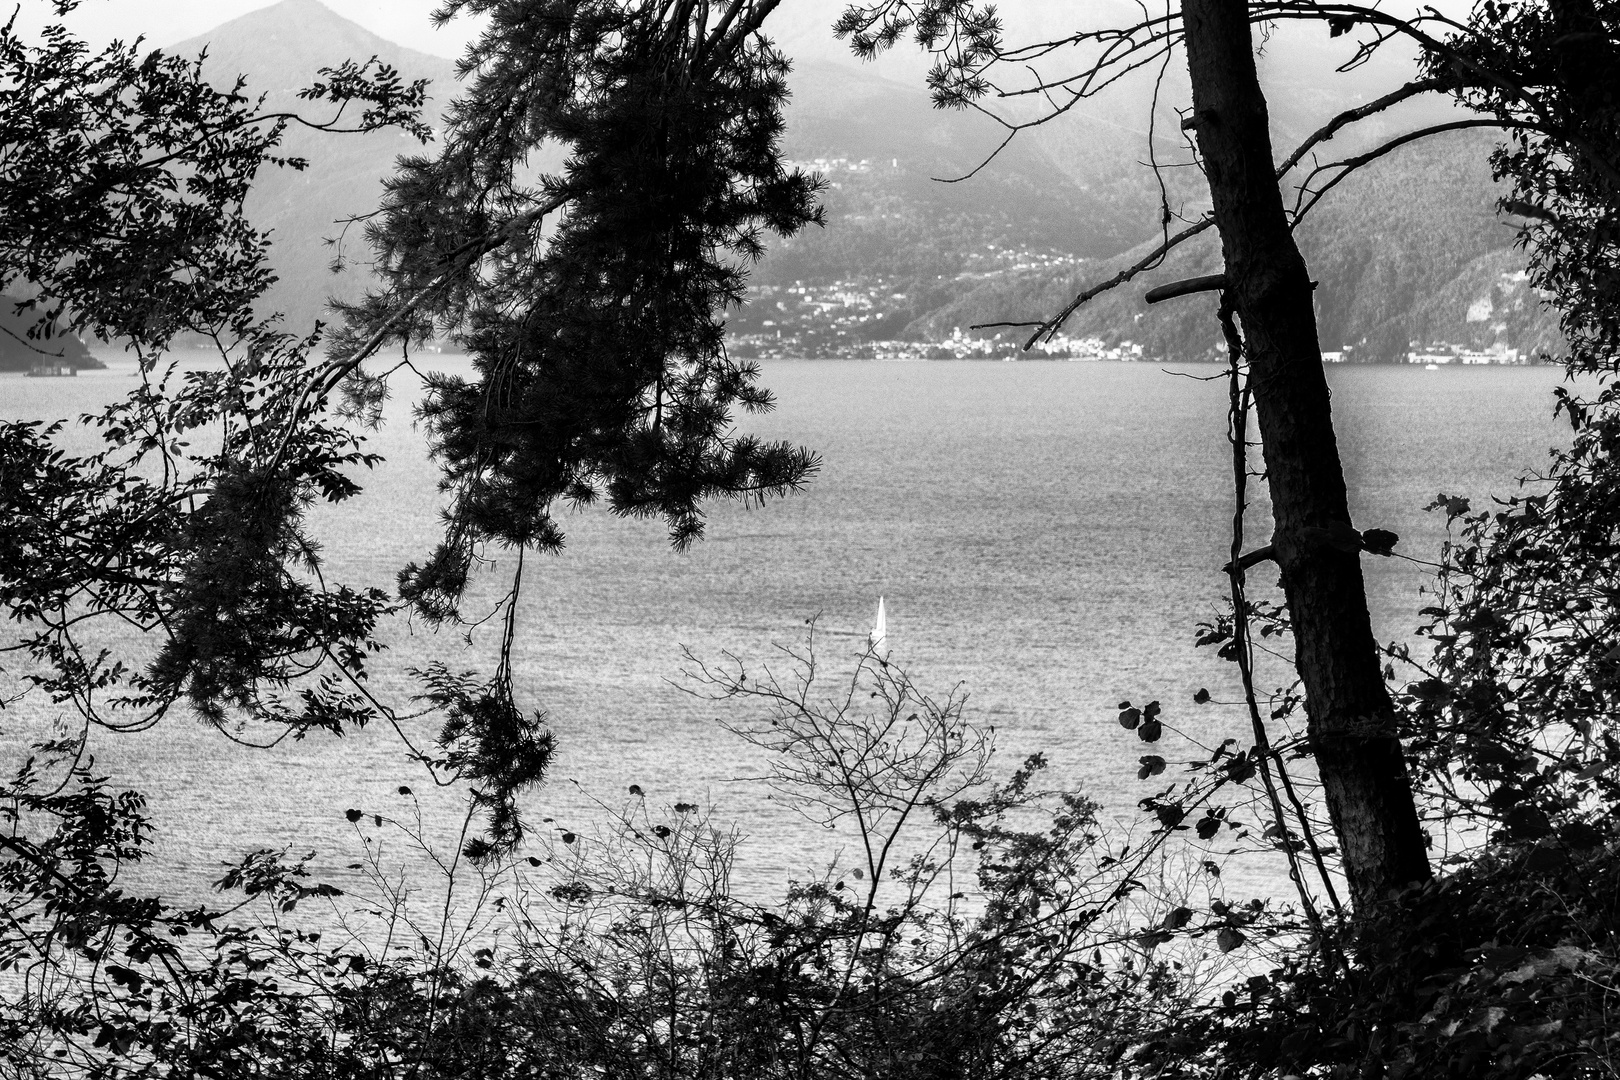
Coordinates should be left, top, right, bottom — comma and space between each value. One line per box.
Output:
728, 272, 1548, 364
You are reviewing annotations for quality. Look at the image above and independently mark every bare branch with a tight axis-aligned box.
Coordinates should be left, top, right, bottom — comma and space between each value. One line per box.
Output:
1024, 77, 1501, 343
1275, 76, 1452, 179
933, 127, 1017, 183
1258, 1, 1620, 190
1145, 273, 1227, 304
1022, 216, 1213, 348
265, 192, 569, 476
1017, 78, 1449, 340
0, 322, 73, 357
1220, 543, 1277, 575
1290, 118, 1541, 227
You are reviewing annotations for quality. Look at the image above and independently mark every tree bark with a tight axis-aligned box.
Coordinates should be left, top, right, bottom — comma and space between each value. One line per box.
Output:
1181, 0, 1432, 910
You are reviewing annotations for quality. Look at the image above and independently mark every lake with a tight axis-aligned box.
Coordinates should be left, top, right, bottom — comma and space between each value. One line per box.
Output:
1, 357, 1575, 905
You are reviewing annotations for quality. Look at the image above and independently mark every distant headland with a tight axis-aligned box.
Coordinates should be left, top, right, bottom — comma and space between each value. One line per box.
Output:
0, 297, 103, 373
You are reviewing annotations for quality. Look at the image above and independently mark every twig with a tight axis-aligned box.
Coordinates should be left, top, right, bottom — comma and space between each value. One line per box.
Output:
1275, 76, 1451, 180
264, 193, 569, 477
1291, 118, 1542, 226
1217, 297, 1336, 957
1022, 216, 1215, 348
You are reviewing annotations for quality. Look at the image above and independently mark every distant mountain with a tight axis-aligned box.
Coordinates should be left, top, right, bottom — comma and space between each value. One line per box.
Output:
749, 17, 1556, 361
160, 1, 1555, 361
902, 130, 1560, 362
761, 59, 1166, 278
168, 0, 457, 335
760, 70, 1555, 360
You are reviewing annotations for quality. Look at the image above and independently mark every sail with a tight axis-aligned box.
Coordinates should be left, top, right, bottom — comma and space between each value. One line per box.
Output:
870, 596, 887, 651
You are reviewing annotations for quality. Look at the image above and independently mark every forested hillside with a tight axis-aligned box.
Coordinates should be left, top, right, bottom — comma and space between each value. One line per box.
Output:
171, 0, 1555, 360
897, 130, 1564, 360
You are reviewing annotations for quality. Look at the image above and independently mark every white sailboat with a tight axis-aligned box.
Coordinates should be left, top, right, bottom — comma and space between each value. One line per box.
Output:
869, 596, 888, 653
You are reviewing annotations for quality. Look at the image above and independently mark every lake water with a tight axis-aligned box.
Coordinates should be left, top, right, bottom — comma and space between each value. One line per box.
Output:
1, 357, 1575, 906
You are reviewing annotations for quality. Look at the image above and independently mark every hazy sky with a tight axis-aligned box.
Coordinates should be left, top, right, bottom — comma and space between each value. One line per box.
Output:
23, 1, 479, 56
21, 0, 1451, 78
21, 0, 904, 73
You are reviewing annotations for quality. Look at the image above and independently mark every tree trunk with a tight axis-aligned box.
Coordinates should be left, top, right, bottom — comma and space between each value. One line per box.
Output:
1181, 0, 1432, 910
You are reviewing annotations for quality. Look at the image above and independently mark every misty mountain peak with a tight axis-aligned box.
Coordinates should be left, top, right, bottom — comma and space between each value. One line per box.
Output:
169, 0, 454, 90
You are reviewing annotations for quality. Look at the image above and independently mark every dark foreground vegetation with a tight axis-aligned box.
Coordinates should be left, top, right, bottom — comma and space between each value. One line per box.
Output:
2, 0, 1618, 1075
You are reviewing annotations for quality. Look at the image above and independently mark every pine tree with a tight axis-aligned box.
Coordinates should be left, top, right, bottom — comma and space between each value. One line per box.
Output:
332, 0, 827, 621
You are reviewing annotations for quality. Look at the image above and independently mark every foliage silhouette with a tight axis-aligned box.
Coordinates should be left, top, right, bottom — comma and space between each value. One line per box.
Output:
3, 641, 1245, 1079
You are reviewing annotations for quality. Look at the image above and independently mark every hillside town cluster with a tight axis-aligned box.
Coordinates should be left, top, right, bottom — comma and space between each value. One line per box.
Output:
731, 240, 1547, 361
1319, 342, 1536, 364
731, 248, 1093, 360
731, 270, 1544, 363
732, 321, 1149, 361
785, 156, 888, 182
1398, 342, 1532, 365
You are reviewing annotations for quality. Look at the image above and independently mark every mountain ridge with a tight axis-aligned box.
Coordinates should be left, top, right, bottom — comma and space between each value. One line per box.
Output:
167, 1, 458, 334
164, 1, 1554, 362
167, 0, 455, 91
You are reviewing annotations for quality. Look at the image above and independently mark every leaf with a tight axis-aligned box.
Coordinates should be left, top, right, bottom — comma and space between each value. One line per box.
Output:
560, 831, 577, 844
629, 784, 644, 795
344, 808, 363, 823
397, 786, 412, 796
1164, 906, 1194, 930
1217, 927, 1246, 953
1118, 707, 1141, 730
1138, 718, 1163, 742
1559, 820, 1603, 849
1503, 804, 1552, 839
1524, 844, 1567, 872
1196, 815, 1221, 840
1193, 687, 1210, 704
105, 964, 143, 992
1361, 527, 1399, 556
1143, 700, 1161, 720
1225, 756, 1257, 784
1137, 754, 1166, 779
1463, 1006, 1506, 1034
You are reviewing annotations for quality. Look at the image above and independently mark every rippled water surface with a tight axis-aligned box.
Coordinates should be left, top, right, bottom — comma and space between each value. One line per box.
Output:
2, 357, 1574, 903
